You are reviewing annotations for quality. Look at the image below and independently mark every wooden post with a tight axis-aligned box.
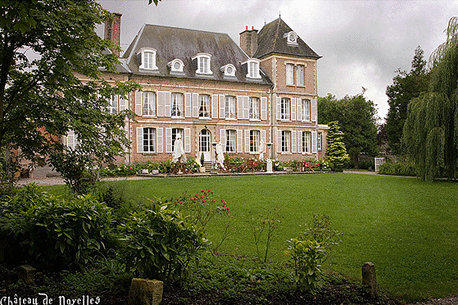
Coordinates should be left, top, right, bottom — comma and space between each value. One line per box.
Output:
362, 262, 377, 297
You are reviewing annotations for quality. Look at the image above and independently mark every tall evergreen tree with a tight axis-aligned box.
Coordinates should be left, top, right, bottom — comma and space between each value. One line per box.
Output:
385, 46, 429, 155
402, 17, 457, 180
326, 121, 349, 172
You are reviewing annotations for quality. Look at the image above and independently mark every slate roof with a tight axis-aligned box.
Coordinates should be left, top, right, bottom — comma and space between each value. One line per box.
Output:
254, 17, 321, 59
121, 24, 271, 85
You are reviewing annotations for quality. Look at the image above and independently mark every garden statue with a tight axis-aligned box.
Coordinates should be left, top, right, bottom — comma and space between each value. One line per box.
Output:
215, 141, 225, 170
266, 159, 273, 173
259, 139, 265, 160
172, 134, 185, 163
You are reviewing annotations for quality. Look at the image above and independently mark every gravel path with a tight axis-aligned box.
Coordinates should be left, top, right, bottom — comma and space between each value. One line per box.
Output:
409, 297, 458, 305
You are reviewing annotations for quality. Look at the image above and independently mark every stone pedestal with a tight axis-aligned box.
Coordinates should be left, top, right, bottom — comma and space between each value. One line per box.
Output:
362, 262, 377, 297
266, 159, 273, 173
128, 278, 163, 305
17, 265, 37, 284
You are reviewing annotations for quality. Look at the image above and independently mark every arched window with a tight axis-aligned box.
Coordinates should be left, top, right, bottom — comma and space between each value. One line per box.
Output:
199, 129, 210, 152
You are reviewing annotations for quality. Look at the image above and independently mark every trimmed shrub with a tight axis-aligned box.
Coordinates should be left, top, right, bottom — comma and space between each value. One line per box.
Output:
378, 162, 417, 176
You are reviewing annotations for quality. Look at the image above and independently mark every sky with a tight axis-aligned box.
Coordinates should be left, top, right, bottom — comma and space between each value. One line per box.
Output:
96, 0, 456, 121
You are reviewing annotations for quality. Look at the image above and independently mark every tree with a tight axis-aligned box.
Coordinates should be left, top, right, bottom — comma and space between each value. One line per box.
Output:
385, 46, 429, 155
325, 121, 349, 171
0, 0, 138, 189
402, 17, 457, 180
318, 93, 378, 168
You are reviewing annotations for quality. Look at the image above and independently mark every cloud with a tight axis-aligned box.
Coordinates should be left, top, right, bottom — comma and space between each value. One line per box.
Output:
97, 0, 456, 120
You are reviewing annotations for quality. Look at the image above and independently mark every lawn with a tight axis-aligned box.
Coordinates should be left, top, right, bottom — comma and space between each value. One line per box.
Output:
47, 173, 457, 301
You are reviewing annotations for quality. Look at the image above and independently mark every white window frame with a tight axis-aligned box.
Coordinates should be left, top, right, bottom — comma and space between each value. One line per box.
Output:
244, 59, 261, 79
199, 129, 211, 152
302, 99, 311, 121
221, 64, 236, 77
168, 58, 184, 73
143, 127, 156, 153
249, 97, 260, 120
171, 128, 184, 151
142, 91, 156, 117
281, 130, 291, 153
66, 130, 78, 150
193, 53, 212, 75
286, 31, 298, 45
138, 48, 158, 70
302, 131, 311, 153
171, 92, 184, 118
198, 94, 210, 118
281, 98, 291, 120
225, 96, 236, 119
249, 130, 260, 153
296, 65, 304, 86
286, 63, 294, 86
226, 129, 236, 152
107, 95, 118, 114
317, 132, 322, 151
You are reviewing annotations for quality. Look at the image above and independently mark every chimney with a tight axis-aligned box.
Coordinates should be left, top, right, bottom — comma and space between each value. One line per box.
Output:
104, 13, 122, 57
239, 25, 258, 57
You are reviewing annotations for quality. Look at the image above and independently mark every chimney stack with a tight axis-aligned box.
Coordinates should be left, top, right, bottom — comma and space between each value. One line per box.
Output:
239, 25, 258, 57
104, 13, 122, 57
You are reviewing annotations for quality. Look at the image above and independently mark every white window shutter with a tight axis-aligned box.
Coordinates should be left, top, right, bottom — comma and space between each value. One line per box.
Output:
119, 96, 127, 112
292, 130, 297, 153
156, 127, 163, 153
192, 93, 199, 117
157, 91, 166, 117
244, 130, 250, 153
297, 131, 303, 153
135, 91, 142, 116
220, 129, 226, 152
276, 97, 281, 120
312, 130, 317, 153
237, 96, 243, 119
261, 130, 266, 152
236, 129, 243, 152
164, 91, 172, 117
136, 127, 143, 153
261, 97, 267, 120
219, 94, 225, 119
311, 98, 317, 122
243, 96, 249, 119
297, 99, 302, 121
212, 94, 218, 118
291, 98, 296, 121
165, 128, 172, 153
184, 128, 191, 153
184, 93, 192, 117
277, 130, 282, 153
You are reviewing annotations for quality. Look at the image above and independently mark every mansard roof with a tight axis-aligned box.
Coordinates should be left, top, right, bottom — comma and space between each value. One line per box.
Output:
121, 24, 271, 85
254, 17, 321, 59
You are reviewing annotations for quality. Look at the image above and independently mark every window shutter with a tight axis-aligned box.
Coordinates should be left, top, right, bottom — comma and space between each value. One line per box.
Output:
164, 91, 172, 117
184, 93, 191, 117
244, 130, 250, 153
219, 94, 225, 119
165, 128, 172, 153
261, 130, 266, 153
212, 94, 218, 118
261, 97, 267, 120
297, 131, 303, 153
236, 129, 243, 153
156, 127, 163, 153
157, 91, 167, 117
135, 91, 142, 116
311, 98, 317, 122
291, 98, 296, 121
136, 127, 143, 153
277, 130, 282, 153
312, 130, 317, 153
237, 96, 243, 119
243, 96, 249, 119
184, 128, 191, 153
297, 99, 302, 121
119, 96, 127, 112
276, 97, 281, 120
292, 130, 297, 153
192, 93, 199, 117
220, 129, 226, 152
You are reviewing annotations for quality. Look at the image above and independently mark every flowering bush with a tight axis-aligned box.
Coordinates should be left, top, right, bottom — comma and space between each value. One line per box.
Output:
99, 158, 199, 177
275, 159, 329, 172
224, 155, 266, 172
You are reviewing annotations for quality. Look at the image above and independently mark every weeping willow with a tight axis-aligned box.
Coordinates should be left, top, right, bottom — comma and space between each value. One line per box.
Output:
402, 17, 457, 180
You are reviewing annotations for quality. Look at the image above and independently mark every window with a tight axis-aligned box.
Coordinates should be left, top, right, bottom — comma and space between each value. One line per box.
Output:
199, 129, 210, 152
286, 64, 294, 85
195, 54, 212, 74
281, 98, 291, 120
143, 128, 156, 153
171, 128, 183, 151
107, 96, 118, 114
250, 130, 260, 153
302, 131, 311, 153
66, 130, 78, 150
249, 97, 259, 120
142, 92, 155, 116
225, 96, 236, 119
317, 132, 322, 151
302, 99, 311, 121
281, 131, 291, 153
171, 93, 183, 117
296, 65, 304, 86
199, 94, 210, 117
247, 60, 260, 78
286, 31, 298, 45
168, 59, 184, 73
225, 129, 236, 152
221, 64, 236, 77
140, 50, 157, 70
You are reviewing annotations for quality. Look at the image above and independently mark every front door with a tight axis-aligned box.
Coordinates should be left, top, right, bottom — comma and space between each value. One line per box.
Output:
199, 129, 211, 161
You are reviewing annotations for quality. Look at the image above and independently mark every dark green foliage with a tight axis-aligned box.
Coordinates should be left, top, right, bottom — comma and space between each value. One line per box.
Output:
385, 47, 430, 155
318, 94, 378, 167
325, 122, 349, 171
378, 162, 417, 176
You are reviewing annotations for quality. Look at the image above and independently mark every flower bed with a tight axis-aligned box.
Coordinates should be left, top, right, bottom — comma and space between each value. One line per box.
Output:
223, 156, 266, 172
99, 159, 200, 177
274, 160, 330, 172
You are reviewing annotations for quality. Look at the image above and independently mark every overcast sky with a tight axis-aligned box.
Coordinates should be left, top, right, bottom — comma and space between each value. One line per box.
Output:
97, 0, 456, 121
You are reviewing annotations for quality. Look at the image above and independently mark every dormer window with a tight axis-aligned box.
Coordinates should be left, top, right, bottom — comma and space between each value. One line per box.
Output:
193, 53, 212, 75
285, 31, 298, 45
220, 64, 236, 77
245, 59, 261, 79
138, 48, 158, 70
168, 59, 184, 73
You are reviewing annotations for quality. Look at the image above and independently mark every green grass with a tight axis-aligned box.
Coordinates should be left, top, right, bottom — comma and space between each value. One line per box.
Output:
46, 173, 458, 301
